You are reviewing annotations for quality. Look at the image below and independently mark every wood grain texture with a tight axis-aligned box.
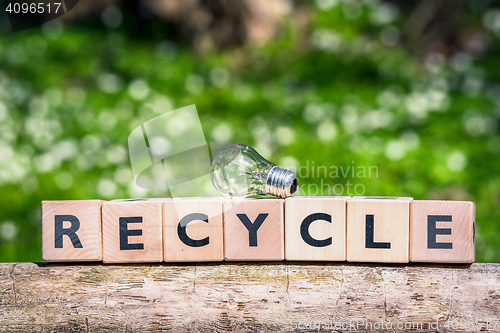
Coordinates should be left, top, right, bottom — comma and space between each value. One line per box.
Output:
163, 198, 224, 262
285, 196, 349, 261
0, 262, 498, 332
410, 200, 475, 263
102, 200, 163, 263
347, 197, 412, 263
224, 198, 284, 261
41, 200, 102, 262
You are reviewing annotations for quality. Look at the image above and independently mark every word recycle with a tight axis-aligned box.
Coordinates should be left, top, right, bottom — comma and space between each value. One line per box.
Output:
41, 196, 475, 263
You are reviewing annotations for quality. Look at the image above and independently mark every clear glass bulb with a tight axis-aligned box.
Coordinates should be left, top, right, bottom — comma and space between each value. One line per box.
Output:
210, 143, 298, 198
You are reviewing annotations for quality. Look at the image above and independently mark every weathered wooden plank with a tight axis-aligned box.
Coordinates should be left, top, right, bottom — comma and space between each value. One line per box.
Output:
0, 263, 499, 332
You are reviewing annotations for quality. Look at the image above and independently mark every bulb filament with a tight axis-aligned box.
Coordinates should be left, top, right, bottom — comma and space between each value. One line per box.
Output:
238, 170, 267, 183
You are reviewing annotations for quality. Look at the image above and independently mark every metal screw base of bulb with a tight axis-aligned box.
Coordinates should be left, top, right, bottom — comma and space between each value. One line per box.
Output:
265, 166, 299, 198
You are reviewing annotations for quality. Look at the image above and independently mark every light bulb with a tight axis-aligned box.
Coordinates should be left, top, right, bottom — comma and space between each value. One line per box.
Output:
210, 143, 298, 198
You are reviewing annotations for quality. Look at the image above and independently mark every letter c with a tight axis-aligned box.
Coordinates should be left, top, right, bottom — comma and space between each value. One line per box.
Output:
300, 213, 332, 247
178, 213, 210, 247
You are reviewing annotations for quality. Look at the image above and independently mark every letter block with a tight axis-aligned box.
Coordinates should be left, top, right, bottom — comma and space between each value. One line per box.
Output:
102, 200, 162, 263
285, 196, 349, 261
163, 198, 224, 262
347, 197, 412, 263
410, 200, 475, 263
42, 200, 103, 261
224, 198, 284, 261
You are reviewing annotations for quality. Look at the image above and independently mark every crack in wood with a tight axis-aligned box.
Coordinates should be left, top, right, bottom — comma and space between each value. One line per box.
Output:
8, 263, 17, 308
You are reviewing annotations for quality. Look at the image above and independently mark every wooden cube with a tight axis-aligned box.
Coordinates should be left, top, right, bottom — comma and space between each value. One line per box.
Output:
410, 200, 475, 263
102, 200, 162, 263
346, 197, 412, 263
285, 196, 349, 261
224, 198, 284, 261
41, 200, 102, 262
163, 198, 224, 262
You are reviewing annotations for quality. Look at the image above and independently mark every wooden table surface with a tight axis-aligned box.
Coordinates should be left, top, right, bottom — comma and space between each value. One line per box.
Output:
0, 262, 499, 332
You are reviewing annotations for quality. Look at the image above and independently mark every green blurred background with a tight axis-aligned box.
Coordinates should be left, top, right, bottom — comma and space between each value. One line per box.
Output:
0, 0, 499, 262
